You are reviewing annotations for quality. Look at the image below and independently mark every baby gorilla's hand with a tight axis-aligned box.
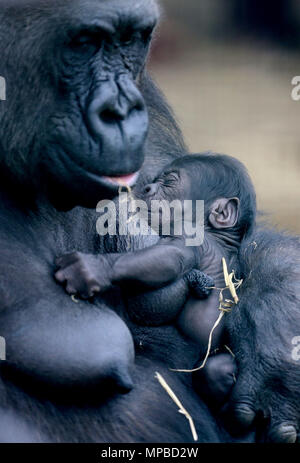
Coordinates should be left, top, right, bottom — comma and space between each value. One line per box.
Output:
55, 252, 112, 299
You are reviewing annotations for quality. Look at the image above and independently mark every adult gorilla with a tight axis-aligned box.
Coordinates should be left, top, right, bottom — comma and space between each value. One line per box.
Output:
0, 0, 299, 443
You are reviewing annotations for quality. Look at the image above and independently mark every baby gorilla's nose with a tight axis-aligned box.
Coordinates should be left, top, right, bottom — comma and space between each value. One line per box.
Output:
144, 183, 158, 197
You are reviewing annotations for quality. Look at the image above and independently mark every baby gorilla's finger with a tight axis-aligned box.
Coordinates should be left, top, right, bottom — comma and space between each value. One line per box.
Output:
81, 280, 102, 299
65, 283, 77, 295
268, 423, 297, 443
55, 252, 81, 269
88, 285, 101, 298
54, 270, 67, 283
55, 263, 87, 296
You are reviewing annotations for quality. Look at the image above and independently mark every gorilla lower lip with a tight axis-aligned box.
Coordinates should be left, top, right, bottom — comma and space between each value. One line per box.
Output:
103, 172, 139, 187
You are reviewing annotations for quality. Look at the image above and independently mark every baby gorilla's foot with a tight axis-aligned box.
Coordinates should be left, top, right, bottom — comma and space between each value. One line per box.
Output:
193, 353, 237, 409
184, 269, 214, 299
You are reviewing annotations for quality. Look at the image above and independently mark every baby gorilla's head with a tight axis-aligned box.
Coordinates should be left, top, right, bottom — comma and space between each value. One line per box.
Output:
142, 152, 257, 238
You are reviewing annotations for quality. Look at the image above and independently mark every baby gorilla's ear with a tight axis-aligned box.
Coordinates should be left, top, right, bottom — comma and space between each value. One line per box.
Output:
208, 198, 240, 229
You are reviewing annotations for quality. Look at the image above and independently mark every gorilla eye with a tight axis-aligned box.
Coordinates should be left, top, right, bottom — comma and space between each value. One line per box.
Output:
70, 32, 102, 55
119, 26, 135, 46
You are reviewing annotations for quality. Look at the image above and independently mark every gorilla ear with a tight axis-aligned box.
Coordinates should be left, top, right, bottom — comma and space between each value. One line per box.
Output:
208, 198, 240, 229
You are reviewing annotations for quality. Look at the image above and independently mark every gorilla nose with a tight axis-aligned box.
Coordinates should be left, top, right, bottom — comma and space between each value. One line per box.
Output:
144, 183, 158, 197
87, 74, 148, 158
96, 86, 144, 124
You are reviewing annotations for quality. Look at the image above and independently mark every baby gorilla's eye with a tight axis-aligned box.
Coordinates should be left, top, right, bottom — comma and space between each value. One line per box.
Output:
163, 172, 179, 183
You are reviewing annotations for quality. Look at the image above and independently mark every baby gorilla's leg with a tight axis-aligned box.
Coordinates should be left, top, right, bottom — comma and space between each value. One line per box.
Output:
193, 353, 237, 409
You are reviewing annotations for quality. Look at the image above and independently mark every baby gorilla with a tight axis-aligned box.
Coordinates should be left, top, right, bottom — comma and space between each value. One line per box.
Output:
55, 153, 256, 408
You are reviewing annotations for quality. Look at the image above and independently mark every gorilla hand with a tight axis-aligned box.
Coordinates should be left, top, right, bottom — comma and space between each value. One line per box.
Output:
225, 295, 300, 443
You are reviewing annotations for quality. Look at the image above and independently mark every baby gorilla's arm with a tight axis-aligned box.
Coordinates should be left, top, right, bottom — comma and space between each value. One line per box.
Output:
55, 237, 198, 299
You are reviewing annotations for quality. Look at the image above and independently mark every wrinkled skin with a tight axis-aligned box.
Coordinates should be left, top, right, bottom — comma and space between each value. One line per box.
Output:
0, 0, 298, 443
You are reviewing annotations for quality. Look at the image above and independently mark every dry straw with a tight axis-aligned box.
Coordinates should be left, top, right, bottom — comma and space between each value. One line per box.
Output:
155, 372, 198, 441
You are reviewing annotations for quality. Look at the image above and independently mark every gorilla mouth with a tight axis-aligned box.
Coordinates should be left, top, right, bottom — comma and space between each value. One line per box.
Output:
52, 146, 141, 198
102, 172, 140, 188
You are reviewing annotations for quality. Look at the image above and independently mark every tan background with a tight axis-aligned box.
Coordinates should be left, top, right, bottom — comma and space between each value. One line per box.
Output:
149, 0, 300, 233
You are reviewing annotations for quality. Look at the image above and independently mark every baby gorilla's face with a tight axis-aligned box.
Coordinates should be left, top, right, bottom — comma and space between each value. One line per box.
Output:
139, 155, 241, 234
142, 165, 193, 204
140, 163, 202, 234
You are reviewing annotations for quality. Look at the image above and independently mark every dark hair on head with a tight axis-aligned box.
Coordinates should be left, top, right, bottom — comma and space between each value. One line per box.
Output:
172, 151, 257, 238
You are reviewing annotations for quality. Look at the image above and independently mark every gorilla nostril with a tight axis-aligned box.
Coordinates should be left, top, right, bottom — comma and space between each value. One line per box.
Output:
144, 183, 157, 197
100, 108, 124, 123
86, 78, 149, 157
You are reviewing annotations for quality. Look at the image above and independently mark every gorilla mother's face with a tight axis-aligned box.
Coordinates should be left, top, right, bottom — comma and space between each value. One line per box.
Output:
0, 0, 159, 208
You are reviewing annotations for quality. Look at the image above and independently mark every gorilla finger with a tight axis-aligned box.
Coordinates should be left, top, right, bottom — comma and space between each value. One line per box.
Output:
268, 423, 297, 443
231, 401, 256, 429
225, 370, 261, 429
224, 382, 257, 432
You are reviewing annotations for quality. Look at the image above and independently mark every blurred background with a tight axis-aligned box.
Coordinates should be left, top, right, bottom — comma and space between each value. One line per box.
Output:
149, 0, 300, 233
